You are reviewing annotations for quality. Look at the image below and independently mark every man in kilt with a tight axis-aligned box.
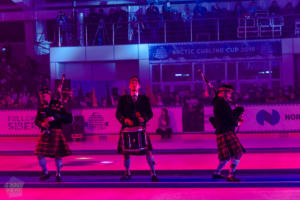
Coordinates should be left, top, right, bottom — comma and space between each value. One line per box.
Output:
211, 84, 246, 182
34, 87, 72, 182
116, 76, 159, 182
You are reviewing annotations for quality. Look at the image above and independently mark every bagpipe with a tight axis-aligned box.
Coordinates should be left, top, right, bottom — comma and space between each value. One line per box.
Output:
198, 70, 244, 132
40, 74, 72, 135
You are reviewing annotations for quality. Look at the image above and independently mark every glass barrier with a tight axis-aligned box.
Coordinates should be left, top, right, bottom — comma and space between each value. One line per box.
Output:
51, 14, 300, 47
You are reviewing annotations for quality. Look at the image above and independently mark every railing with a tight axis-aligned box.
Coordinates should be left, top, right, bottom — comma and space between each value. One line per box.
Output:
53, 18, 236, 46
53, 14, 300, 47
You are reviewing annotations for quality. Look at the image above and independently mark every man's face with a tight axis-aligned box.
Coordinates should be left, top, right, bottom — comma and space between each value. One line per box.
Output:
129, 78, 140, 93
219, 89, 233, 101
41, 93, 51, 104
224, 90, 233, 101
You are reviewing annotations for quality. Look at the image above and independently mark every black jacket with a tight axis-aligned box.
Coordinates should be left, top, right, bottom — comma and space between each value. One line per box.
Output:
212, 96, 236, 134
116, 94, 153, 128
35, 105, 72, 130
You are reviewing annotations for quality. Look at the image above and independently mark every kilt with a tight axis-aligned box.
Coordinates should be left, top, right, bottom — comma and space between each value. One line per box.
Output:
216, 131, 246, 161
117, 134, 153, 155
34, 129, 72, 158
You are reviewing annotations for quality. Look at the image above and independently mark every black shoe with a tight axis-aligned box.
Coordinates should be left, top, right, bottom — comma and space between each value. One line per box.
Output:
227, 175, 240, 182
56, 175, 62, 182
120, 174, 131, 181
212, 173, 226, 179
39, 174, 50, 181
151, 175, 159, 182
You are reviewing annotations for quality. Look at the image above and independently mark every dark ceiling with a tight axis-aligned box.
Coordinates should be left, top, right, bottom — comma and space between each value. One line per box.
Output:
0, 0, 15, 5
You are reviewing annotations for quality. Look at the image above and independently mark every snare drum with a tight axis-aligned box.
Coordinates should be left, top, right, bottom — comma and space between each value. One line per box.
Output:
120, 126, 149, 154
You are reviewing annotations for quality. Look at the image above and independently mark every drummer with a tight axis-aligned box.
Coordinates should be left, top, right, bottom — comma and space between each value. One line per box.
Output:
116, 76, 159, 182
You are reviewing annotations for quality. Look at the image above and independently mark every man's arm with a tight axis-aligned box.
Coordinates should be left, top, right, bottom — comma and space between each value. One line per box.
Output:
141, 96, 153, 122
116, 96, 125, 124
34, 108, 43, 128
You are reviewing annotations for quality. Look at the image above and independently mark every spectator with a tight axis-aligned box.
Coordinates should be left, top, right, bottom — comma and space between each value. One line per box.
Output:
265, 90, 277, 103
95, 8, 108, 45
156, 108, 172, 139
84, 93, 93, 107
276, 88, 289, 103
28, 94, 38, 108
111, 87, 120, 107
269, 0, 281, 15
182, 4, 192, 40
14, 96, 24, 109
6, 95, 14, 108
295, 2, 300, 13
282, 2, 294, 14
0, 98, 6, 108
231, 91, 241, 104
86, 7, 100, 45
156, 93, 164, 106
234, 1, 246, 16
162, 0, 172, 20
91, 88, 99, 107
174, 93, 182, 106
288, 90, 298, 102
20, 91, 29, 106
183, 91, 204, 131
254, 90, 265, 103
193, 3, 207, 19
129, 8, 145, 43
101, 97, 108, 108
56, 11, 68, 46
146, 3, 161, 43
282, 1, 294, 37
79, 95, 88, 107
241, 92, 250, 103
114, 6, 129, 44
248, 0, 259, 16
211, 4, 224, 17
182, 4, 192, 22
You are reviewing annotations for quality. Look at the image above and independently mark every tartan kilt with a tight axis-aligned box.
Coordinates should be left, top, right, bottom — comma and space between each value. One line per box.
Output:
34, 129, 72, 158
216, 131, 246, 161
117, 134, 153, 155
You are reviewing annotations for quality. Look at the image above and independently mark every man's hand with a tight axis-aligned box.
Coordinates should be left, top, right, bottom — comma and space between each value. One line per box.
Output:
138, 117, 145, 123
124, 118, 134, 126
47, 116, 55, 122
41, 121, 50, 129
237, 117, 244, 126
136, 112, 145, 122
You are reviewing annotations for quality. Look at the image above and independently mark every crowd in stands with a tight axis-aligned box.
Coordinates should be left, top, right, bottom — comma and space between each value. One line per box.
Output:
0, 58, 298, 109
0, 51, 49, 109
54, 0, 300, 46
68, 83, 299, 109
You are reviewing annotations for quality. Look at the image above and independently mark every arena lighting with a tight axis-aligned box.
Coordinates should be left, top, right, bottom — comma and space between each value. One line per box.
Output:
11, 0, 23, 3
76, 157, 92, 160
258, 71, 272, 74
99, 161, 113, 164
174, 73, 190, 77
107, 1, 133, 5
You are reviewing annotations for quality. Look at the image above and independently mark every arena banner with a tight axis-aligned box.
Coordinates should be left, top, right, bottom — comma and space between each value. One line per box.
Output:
204, 104, 300, 133
149, 40, 281, 61
0, 107, 182, 136
0, 110, 40, 136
